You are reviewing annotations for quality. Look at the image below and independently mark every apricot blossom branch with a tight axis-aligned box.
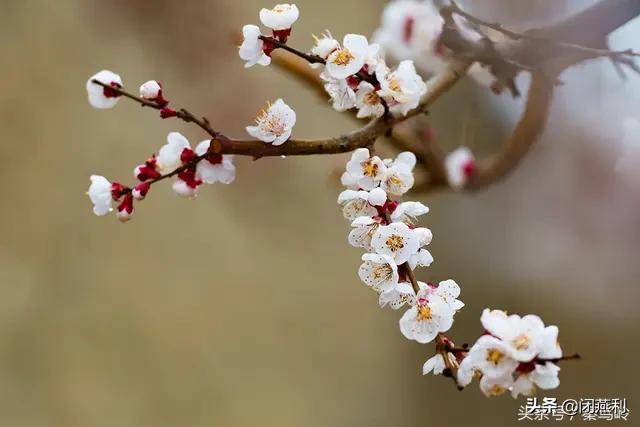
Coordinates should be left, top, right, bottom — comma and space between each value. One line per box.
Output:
83, 0, 638, 400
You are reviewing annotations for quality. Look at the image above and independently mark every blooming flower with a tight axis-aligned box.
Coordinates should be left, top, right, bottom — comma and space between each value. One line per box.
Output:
355, 82, 385, 119
378, 281, 417, 310
259, 4, 299, 31
311, 31, 339, 60
348, 216, 382, 250
86, 70, 123, 109
239, 24, 271, 68
371, 222, 421, 265
407, 248, 434, 269
480, 309, 546, 362
377, 60, 427, 116
510, 362, 560, 398
373, 0, 445, 73
194, 140, 236, 184
157, 132, 191, 174
445, 147, 475, 189
321, 71, 356, 112
337, 188, 386, 220
358, 253, 399, 292
390, 201, 428, 222
423, 353, 457, 376
399, 287, 454, 344
429, 279, 464, 311
344, 148, 387, 191
246, 99, 296, 145
87, 175, 114, 215
326, 34, 369, 79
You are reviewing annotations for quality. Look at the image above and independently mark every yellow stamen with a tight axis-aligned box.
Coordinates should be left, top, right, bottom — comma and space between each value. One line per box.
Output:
486, 349, 504, 365
513, 334, 530, 350
333, 49, 354, 66
385, 234, 404, 252
417, 305, 432, 321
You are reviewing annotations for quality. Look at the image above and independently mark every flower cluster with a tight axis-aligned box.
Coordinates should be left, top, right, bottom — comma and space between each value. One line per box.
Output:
85, 4, 577, 399
239, 4, 300, 67
338, 148, 463, 344
87, 131, 236, 221
85, 67, 298, 220
318, 34, 427, 118
238, 4, 428, 119
373, 0, 492, 85
455, 309, 563, 398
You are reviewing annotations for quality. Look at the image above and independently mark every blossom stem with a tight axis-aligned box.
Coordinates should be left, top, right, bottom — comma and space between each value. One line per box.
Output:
259, 35, 324, 64
435, 333, 463, 390
258, 36, 379, 86
91, 80, 220, 139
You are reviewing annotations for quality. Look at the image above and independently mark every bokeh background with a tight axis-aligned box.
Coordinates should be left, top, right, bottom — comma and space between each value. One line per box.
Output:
0, 0, 638, 426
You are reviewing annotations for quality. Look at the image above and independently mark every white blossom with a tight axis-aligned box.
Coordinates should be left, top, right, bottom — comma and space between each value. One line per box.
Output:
86, 70, 122, 109
377, 60, 427, 116
139, 80, 162, 100
259, 4, 299, 30
457, 309, 564, 397
429, 279, 464, 311
479, 373, 514, 397
355, 82, 385, 119
463, 335, 518, 380
246, 99, 296, 145
172, 178, 198, 198
326, 34, 369, 79
371, 222, 421, 265
312, 31, 340, 60
445, 147, 475, 189
364, 43, 385, 73
390, 201, 428, 222
480, 309, 546, 362
380, 159, 415, 196
239, 24, 271, 68
348, 216, 382, 250
358, 253, 399, 292
87, 175, 113, 216
423, 353, 457, 376
373, 0, 444, 73
378, 281, 417, 310
157, 132, 191, 174
399, 287, 454, 344
321, 71, 356, 112
407, 248, 433, 270
195, 140, 236, 184
511, 362, 560, 398
344, 148, 387, 191
337, 189, 380, 220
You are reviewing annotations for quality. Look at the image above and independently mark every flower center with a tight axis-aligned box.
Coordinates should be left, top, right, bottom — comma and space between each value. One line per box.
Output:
513, 334, 530, 350
362, 159, 379, 177
372, 265, 392, 280
486, 349, 504, 365
364, 91, 380, 105
388, 77, 401, 92
273, 5, 288, 13
333, 49, 354, 66
387, 173, 402, 186
417, 305, 432, 321
487, 384, 506, 396
385, 234, 405, 252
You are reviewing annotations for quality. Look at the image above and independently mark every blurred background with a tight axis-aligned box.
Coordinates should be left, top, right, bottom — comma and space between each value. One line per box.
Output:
0, 0, 638, 426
